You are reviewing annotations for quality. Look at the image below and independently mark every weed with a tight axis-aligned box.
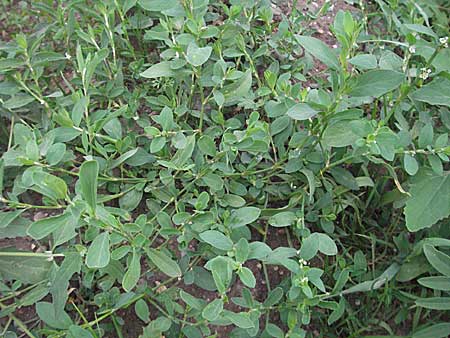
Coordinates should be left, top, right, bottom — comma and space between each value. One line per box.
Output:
0, 1, 449, 337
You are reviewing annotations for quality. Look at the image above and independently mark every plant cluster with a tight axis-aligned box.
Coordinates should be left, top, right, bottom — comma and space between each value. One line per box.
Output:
0, 0, 449, 337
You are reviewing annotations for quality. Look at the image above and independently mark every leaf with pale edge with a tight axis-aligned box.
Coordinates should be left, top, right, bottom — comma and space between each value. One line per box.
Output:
404, 171, 450, 232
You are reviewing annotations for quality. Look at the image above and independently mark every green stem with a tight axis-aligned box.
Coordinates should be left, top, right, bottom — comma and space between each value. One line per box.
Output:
0, 251, 64, 258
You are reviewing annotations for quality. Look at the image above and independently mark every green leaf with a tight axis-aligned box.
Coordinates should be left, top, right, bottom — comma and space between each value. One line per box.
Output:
330, 167, 359, 190
140, 61, 175, 78
428, 154, 443, 175
138, 0, 178, 11
416, 297, 450, 310
404, 154, 419, 176
341, 263, 400, 295
412, 323, 450, 338
0, 210, 25, 229
235, 238, 249, 263
223, 310, 255, 329
349, 70, 404, 97
418, 276, 450, 291
410, 78, 450, 107
186, 42, 212, 67
229, 207, 261, 228
238, 267, 256, 288
119, 188, 143, 212
134, 299, 150, 323
53, 212, 78, 247
0, 254, 51, 284
202, 173, 224, 191
68, 325, 94, 338
300, 233, 337, 259
180, 290, 204, 310
86, 232, 110, 269
0, 158, 4, 194
404, 171, 450, 231
159, 106, 174, 131
266, 323, 284, 338
71, 96, 88, 127
418, 123, 434, 148
328, 297, 346, 325
209, 256, 232, 294
423, 245, 450, 277
122, 252, 141, 292
19, 284, 49, 306
403, 24, 438, 38
201, 298, 223, 321
317, 233, 338, 256
287, 103, 318, 120
348, 54, 377, 70
51, 252, 82, 312
46, 143, 66, 165
36, 302, 72, 329
3, 94, 35, 109
299, 235, 319, 260
147, 248, 181, 277
199, 230, 233, 251
79, 160, 99, 215
172, 135, 195, 167
110, 148, 139, 169
296, 35, 340, 69
198, 135, 217, 156
0, 216, 30, 239
223, 70, 252, 104
151, 136, 166, 153
268, 211, 296, 227
27, 213, 71, 240
322, 120, 360, 148
263, 287, 284, 307
32, 172, 68, 201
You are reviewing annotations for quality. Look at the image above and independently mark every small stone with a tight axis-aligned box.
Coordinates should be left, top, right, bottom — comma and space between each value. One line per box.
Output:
33, 211, 48, 221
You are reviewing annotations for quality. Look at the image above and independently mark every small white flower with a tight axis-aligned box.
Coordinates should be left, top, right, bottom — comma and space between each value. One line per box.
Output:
65, 52, 71, 60
300, 277, 308, 284
298, 258, 307, 266
419, 68, 431, 80
439, 36, 448, 48
409, 45, 416, 54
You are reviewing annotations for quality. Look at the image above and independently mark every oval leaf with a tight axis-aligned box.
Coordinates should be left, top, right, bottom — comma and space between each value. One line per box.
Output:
86, 232, 110, 269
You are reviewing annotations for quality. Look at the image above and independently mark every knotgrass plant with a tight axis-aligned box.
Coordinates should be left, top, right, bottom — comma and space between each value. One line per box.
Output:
0, 1, 449, 337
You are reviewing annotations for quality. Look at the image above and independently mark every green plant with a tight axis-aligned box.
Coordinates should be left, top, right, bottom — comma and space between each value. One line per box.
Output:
0, 0, 449, 337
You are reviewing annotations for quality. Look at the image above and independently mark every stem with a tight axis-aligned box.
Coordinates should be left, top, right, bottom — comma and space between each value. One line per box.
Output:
0, 251, 64, 258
